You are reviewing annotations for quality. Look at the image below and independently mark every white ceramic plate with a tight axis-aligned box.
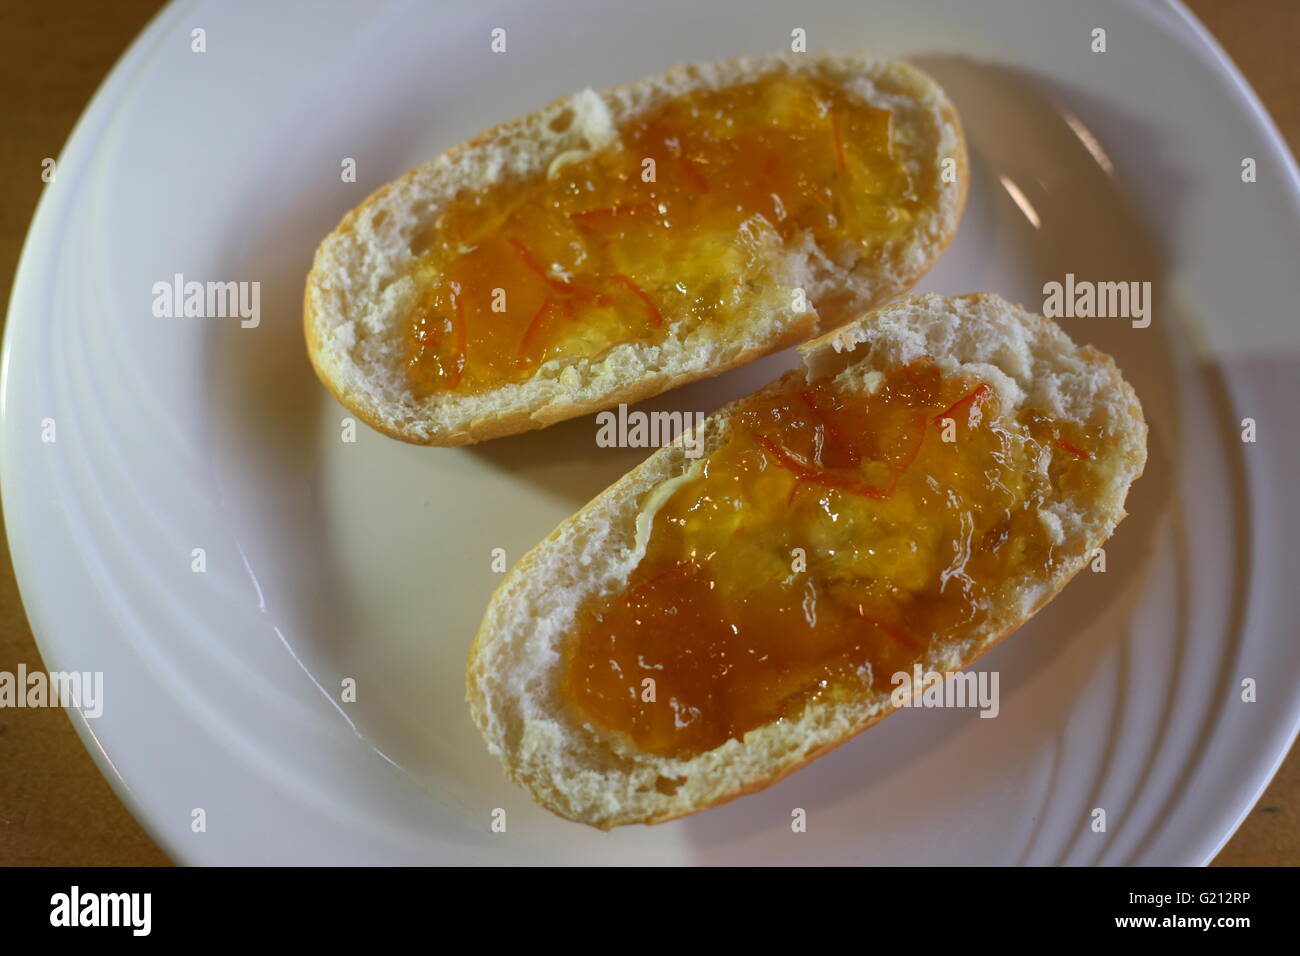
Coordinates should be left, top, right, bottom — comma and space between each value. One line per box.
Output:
4, 0, 1299, 865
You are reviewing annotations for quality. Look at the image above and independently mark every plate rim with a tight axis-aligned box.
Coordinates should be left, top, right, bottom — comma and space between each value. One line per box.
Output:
3, 0, 1298, 865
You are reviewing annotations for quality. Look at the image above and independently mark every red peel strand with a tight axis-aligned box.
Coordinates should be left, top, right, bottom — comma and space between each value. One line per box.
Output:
831, 110, 847, 170
508, 236, 609, 303
625, 560, 692, 605
752, 433, 889, 500
787, 477, 803, 505
679, 155, 710, 192
567, 202, 658, 229
1053, 437, 1092, 459
799, 388, 860, 466
763, 410, 926, 503
613, 273, 663, 327
507, 236, 553, 284
934, 383, 991, 428
857, 610, 919, 650
885, 413, 928, 494
516, 297, 558, 368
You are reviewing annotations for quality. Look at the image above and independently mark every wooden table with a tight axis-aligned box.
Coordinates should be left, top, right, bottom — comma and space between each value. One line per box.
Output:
1, 0, 1296, 866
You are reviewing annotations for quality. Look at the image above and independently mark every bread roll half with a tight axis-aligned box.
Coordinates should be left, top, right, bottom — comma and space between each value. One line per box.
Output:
305, 53, 966, 444
467, 293, 1147, 828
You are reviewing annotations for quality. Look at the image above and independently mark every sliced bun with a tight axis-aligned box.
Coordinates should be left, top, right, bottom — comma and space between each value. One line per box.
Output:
305, 53, 967, 445
466, 293, 1147, 828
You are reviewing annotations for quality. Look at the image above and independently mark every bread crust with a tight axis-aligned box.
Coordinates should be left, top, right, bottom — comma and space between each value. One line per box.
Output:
466, 293, 1147, 828
304, 52, 967, 445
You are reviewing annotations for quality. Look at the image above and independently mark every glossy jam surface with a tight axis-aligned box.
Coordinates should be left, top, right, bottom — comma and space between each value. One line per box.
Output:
561, 363, 1103, 758
403, 71, 920, 394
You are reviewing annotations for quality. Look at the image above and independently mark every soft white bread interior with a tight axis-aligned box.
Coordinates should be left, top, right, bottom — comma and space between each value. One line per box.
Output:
466, 293, 1147, 828
305, 52, 967, 445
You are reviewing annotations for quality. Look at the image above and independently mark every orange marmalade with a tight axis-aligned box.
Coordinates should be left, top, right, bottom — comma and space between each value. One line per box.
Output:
402, 71, 920, 393
561, 362, 1104, 758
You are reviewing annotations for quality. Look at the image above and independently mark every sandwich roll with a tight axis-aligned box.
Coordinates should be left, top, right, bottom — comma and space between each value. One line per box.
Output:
466, 293, 1147, 828
305, 53, 966, 444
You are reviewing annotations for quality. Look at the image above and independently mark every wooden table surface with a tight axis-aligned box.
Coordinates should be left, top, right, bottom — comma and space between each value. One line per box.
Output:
1, 0, 1296, 867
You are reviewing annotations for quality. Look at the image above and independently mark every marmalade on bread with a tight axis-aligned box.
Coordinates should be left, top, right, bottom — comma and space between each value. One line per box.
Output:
402, 71, 921, 393
561, 362, 1103, 758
